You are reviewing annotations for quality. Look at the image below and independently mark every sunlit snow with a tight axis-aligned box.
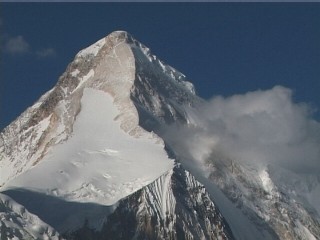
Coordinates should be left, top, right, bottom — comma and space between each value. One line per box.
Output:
71, 69, 80, 77
4, 88, 174, 205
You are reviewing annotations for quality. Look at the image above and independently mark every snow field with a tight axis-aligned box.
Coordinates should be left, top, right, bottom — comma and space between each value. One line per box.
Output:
4, 88, 174, 206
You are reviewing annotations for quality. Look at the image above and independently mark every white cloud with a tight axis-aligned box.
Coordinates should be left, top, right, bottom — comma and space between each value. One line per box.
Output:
36, 48, 56, 58
3, 35, 57, 58
4, 35, 30, 54
161, 86, 320, 174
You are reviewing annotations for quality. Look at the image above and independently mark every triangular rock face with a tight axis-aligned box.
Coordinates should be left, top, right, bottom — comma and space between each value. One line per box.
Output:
0, 31, 234, 239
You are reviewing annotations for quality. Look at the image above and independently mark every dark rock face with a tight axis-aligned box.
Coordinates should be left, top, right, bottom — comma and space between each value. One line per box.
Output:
65, 166, 234, 240
128, 34, 201, 132
172, 168, 232, 240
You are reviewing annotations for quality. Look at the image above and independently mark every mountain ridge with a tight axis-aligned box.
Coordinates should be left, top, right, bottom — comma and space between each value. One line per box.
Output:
1, 31, 319, 240
0, 31, 234, 239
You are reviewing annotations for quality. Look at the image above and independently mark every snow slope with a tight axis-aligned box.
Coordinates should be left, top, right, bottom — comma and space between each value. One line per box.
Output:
3, 88, 173, 206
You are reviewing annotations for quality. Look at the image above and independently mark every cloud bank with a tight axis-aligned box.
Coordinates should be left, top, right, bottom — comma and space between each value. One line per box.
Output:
162, 86, 320, 174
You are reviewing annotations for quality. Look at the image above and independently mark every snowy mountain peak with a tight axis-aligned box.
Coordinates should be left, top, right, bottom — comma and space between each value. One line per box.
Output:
75, 31, 130, 59
106, 30, 133, 42
0, 31, 224, 239
1, 31, 319, 240
0, 30, 200, 210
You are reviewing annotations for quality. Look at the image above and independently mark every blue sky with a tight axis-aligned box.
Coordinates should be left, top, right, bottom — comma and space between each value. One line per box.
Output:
1, 3, 319, 129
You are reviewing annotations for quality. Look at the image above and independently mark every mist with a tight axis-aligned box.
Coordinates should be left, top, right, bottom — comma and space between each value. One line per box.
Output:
162, 86, 320, 174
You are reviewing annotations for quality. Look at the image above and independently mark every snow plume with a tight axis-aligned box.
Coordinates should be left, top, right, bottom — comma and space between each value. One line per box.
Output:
162, 86, 320, 174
